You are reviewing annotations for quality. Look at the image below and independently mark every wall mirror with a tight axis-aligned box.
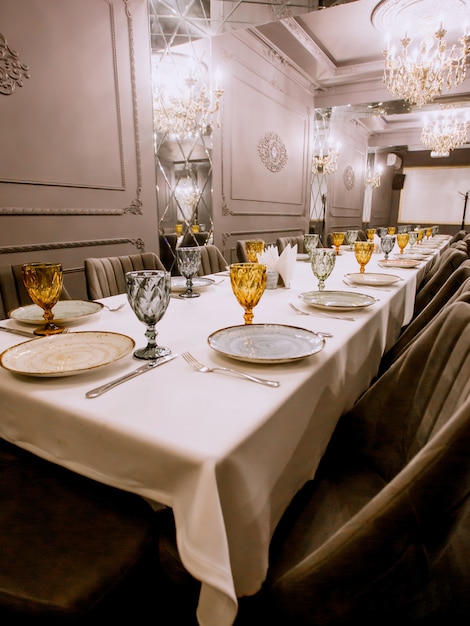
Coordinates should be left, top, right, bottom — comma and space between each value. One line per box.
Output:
148, 0, 324, 257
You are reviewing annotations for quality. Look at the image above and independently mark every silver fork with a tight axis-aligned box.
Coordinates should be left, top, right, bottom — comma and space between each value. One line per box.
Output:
289, 302, 355, 322
98, 302, 126, 312
182, 352, 280, 388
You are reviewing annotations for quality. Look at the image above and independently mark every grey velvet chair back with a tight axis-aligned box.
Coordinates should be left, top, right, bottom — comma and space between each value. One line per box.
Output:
276, 236, 305, 254
380, 261, 470, 372
0, 264, 70, 320
84, 252, 165, 300
197, 245, 228, 276
414, 247, 467, 315
255, 301, 470, 625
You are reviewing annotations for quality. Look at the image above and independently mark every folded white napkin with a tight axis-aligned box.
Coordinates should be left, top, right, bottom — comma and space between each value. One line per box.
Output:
258, 243, 297, 288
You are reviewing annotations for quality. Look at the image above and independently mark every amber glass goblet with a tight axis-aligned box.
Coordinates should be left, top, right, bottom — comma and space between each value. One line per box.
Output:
387, 226, 396, 235
426, 227, 433, 239
417, 228, 424, 244
354, 242, 374, 273
245, 240, 265, 263
230, 263, 267, 324
331, 232, 345, 255
366, 228, 376, 242
22, 262, 64, 336
310, 248, 336, 291
396, 232, 410, 254
175, 223, 183, 237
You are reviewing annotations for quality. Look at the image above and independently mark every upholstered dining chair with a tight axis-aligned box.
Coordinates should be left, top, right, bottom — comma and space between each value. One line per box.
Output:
378, 262, 470, 374
449, 229, 467, 243
84, 252, 166, 300
0, 264, 71, 320
413, 247, 467, 316
0, 437, 160, 623
236, 240, 267, 263
155, 301, 470, 626
180, 231, 210, 248
276, 236, 305, 254
197, 244, 228, 275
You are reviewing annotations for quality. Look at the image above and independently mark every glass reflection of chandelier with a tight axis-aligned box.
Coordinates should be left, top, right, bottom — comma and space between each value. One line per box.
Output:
421, 110, 470, 157
366, 166, 383, 188
372, 0, 470, 108
152, 53, 223, 139
311, 108, 339, 175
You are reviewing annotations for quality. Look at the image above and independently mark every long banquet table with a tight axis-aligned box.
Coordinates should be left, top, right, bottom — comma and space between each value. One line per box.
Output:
0, 236, 450, 626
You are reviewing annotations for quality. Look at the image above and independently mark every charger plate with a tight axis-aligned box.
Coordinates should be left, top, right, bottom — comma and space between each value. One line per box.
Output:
208, 324, 324, 363
299, 290, 376, 311
171, 277, 214, 292
9, 300, 103, 325
0, 331, 135, 377
344, 272, 401, 286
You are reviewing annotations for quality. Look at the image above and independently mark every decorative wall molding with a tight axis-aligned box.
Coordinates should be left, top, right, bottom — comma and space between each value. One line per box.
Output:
0, 32, 30, 95
257, 132, 288, 173
0, 237, 145, 255
0, 207, 125, 215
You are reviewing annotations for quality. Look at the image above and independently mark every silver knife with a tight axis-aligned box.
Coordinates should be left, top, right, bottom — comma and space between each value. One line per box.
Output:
0, 326, 36, 338
86, 353, 177, 398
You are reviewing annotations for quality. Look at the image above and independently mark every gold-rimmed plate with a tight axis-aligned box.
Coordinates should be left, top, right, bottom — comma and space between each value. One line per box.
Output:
299, 290, 376, 311
9, 300, 103, 325
0, 331, 135, 377
170, 277, 215, 292
208, 324, 324, 363
344, 272, 401, 286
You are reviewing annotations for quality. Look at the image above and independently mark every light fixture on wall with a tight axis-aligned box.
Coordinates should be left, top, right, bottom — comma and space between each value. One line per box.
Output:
421, 109, 470, 157
372, 0, 470, 108
366, 166, 383, 188
311, 108, 339, 175
152, 53, 223, 139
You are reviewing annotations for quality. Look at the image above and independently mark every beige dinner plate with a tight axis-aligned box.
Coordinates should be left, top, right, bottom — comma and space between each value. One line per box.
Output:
9, 300, 104, 325
378, 259, 421, 269
344, 272, 401, 286
170, 277, 215, 292
0, 331, 135, 377
208, 324, 324, 363
298, 290, 376, 311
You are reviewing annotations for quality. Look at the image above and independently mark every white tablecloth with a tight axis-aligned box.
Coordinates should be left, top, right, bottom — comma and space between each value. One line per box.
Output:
0, 237, 448, 626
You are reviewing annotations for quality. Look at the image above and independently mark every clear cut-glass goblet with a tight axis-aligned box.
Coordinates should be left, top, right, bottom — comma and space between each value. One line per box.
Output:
354, 242, 374, 273
380, 235, 395, 260
22, 262, 64, 335
176, 246, 202, 298
310, 248, 336, 291
126, 270, 171, 360
346, 229, 358, 251
408, 231, 418, 249
230, 263, 267, 324
304, 233, 320, 258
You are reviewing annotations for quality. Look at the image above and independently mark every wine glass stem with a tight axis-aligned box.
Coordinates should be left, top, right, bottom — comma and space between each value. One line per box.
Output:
360, 264, 365, 273
185, 277, 193, 296
318, 279, 325, 290
145, 324, 157, 350
243, 308, 254, 324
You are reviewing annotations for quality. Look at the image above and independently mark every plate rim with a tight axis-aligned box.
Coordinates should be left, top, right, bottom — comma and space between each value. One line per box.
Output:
8, 299, 104, 325
298, 290, 376, 310
170, 276, 215, 291
378, 259, 421, 268
0, 330, 135, 377
207, 323, 325, 363
344, 272, 401, 285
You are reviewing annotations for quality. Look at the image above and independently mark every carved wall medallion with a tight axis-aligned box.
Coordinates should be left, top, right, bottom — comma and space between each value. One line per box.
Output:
0, 33, 30, 95
343, 165, 355, 190
257, 132, 288, 173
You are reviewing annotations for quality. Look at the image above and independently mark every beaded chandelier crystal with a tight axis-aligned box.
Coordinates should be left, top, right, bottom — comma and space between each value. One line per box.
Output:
372, 0, 470, 108
421, 110, 470, 157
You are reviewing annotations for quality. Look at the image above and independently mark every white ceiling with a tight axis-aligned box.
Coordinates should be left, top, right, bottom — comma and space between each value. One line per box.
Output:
255, 0, 470, 151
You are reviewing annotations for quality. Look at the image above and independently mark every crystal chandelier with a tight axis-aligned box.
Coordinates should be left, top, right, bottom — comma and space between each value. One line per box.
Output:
312, 108, 339, 175
154, 79, 223, 138
382, 27, 470, 107
421, 110, 470, 157
366, 166, 383, 188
